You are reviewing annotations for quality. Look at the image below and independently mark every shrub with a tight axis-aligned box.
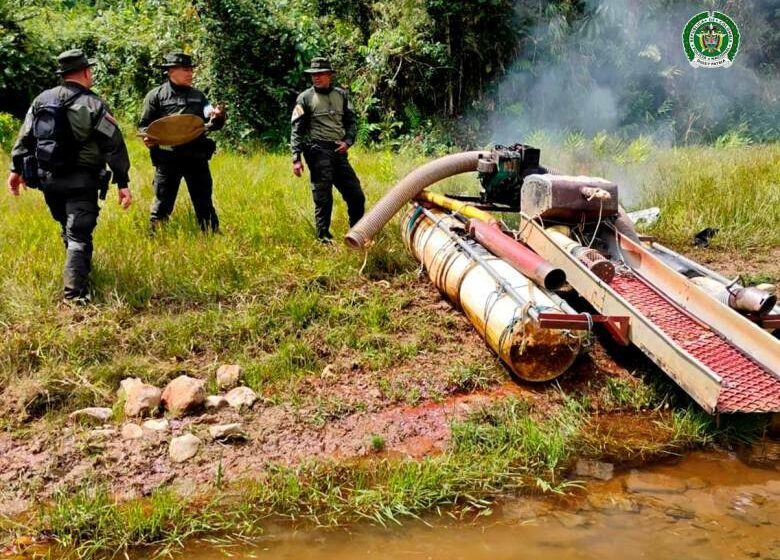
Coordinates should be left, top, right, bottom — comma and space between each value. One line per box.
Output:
0, 113, 21, 153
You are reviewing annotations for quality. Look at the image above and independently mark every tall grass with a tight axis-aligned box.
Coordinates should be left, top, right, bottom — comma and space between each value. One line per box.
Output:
0, 138, 428, 418
1, 136, 776, 418
640, 144, 780, 249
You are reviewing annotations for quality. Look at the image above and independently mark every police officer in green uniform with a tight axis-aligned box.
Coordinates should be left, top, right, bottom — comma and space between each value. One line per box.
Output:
7, 49, 132, 302
139, 51, 225, 232
291, 57, 365, 242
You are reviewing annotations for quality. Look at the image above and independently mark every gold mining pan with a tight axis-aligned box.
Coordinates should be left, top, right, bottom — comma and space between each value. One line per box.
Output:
141, 114, 205, 146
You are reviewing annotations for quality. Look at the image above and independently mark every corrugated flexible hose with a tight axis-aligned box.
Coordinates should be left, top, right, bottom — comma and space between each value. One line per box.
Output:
344, 151, 491, 249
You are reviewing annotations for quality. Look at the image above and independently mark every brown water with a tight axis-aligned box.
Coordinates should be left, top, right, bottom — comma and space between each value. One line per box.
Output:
182, 451, 780, 560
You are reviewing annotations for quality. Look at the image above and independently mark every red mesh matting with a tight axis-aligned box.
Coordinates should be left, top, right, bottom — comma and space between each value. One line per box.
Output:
610, 272, 780, 413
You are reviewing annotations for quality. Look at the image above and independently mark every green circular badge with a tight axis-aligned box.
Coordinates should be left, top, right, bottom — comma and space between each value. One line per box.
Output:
683, 11, 740, 68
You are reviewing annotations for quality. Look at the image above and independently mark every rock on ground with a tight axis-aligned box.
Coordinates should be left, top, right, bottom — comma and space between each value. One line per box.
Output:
161, 375, 206, 415
86, 428, 116, 451
143, 418, 170, 432
625, 472, 688, 494
216, 364, 242, 390
205, 395, 229, 410
575, 459, 614, 481
68, 407, 113, 425
88, 428, 117, 440
169, 434, 201, 463
685, 476, 708, 490
225, 386, 257, 410
209, 423, 248, 442
586, 493, 640, 514
121, 423, 144, 440
665, 506, 695, 520
0, 499, 29, 519
552, 511, 589, 529
119, 378, 162, 418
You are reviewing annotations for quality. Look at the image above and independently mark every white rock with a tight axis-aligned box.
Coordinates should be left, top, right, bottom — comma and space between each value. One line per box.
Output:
216, 364, 242, 390
320, 364, 337, 380
225, 386, 257, 410
68, 407, 113, 425
169, 433, 201, 463
161, 375, 206, 415
87, 428, 117, 444
121, 423, 144, 440
0, 499, 29, 519
119, 377, 162, 418
209, 423, 248, 442
205, 395, 229, 410
142, 418, 170, 432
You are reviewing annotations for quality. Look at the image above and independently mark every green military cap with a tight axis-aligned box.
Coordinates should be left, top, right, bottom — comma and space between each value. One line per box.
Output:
304, 57, 335, 74
161, 50, 196, 68
56, 49, 97, 75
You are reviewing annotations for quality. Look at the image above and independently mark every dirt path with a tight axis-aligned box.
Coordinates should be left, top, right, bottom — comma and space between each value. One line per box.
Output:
676, 246, 780, 283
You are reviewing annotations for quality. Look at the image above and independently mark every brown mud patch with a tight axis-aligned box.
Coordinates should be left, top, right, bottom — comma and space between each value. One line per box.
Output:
674, 246, 780, 283
0, 333, 651, 514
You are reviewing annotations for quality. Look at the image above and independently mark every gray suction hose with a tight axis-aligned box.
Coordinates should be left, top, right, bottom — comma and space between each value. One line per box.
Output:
344, 151, 490, 249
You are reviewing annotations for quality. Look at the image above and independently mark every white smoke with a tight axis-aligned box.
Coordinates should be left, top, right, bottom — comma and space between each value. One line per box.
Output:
486, 0, 780, 205
489, 0, 779, 145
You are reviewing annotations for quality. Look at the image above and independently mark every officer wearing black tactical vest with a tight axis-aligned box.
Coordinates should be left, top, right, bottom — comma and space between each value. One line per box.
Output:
139, 51, 225, 232
291, 57, 365, 242
7, 49, 132, 302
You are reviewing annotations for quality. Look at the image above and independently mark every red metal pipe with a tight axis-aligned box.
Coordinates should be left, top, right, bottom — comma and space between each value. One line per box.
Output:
467, 220, 566, 290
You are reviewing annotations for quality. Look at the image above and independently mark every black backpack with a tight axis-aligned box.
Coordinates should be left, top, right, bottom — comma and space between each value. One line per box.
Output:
32, 88, 84, 173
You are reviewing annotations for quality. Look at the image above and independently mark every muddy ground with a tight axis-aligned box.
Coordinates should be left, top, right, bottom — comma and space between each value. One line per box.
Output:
0, 247, 777, 518
681, 246, 780, 283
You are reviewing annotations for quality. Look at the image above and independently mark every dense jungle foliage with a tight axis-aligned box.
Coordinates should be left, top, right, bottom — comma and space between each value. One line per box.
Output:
1, 0, 779, 148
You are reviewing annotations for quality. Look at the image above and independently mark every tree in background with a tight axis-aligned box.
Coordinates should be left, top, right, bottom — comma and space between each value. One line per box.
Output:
1, 0, 778, 148
0, 1, 52, 117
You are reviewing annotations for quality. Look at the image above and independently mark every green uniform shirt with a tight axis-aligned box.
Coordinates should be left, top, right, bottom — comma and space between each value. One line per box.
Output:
139, 80, 224, 158
10, 82, 131, 187
290, 86, 357, 159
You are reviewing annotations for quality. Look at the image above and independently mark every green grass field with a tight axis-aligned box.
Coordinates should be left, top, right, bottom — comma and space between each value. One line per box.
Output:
0, 140, 430, 416
2, 138, 777, 415
2, 135, 778, 420
1, 135, 777, 557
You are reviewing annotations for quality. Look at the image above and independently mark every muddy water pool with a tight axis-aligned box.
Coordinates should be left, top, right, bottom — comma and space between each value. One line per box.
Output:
179, 451, 779, 560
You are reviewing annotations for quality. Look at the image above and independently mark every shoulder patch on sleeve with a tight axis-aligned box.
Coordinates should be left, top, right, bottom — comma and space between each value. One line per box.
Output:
291, 103, 306, 123
96, 112, 118, 137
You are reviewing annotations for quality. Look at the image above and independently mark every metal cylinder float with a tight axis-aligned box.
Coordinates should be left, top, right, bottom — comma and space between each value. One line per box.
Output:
402, 205, 581, 382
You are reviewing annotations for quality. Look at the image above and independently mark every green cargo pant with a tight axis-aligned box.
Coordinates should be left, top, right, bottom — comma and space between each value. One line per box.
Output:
303, 142, 365, 239
42, 171, 100, 300
150, 157, 219, 232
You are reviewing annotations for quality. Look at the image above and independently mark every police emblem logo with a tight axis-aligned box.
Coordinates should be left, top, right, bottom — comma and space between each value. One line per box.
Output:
683, 11, 740, 68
